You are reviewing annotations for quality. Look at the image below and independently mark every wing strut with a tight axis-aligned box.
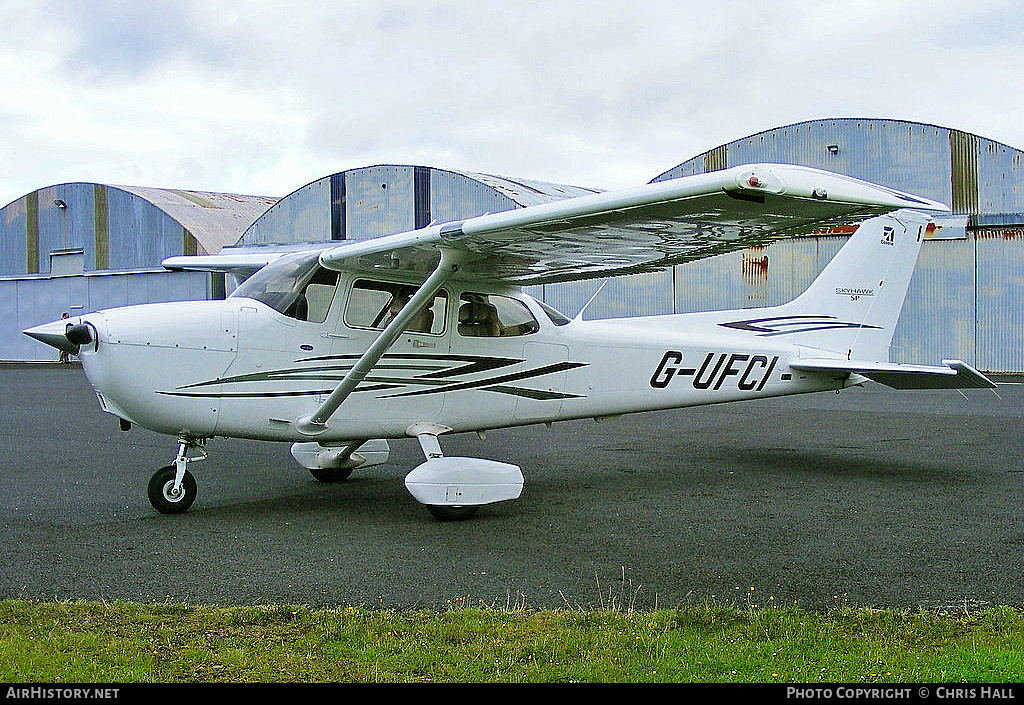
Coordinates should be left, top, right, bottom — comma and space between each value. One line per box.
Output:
293, 248, 463, 436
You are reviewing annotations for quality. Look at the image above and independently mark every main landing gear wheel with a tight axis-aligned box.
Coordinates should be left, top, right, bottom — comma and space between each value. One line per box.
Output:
308, 466, 354, 482
148, 464, 197, 514
427, 505, 480, 522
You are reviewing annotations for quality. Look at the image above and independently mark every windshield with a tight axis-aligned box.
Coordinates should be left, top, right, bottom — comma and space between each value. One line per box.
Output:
230, 252, 338, 322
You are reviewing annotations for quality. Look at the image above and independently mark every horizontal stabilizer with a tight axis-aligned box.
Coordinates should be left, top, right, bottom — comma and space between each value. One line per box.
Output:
790, 358, 996, 389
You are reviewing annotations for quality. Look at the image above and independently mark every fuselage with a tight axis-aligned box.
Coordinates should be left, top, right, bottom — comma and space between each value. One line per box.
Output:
67, 262, 846, 443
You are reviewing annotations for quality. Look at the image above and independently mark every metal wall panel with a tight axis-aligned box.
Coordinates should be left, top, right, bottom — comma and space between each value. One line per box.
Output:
238, 165, 601, 248
667, 238, 844, 314
891, 239, 977, 366
537, 270, 675, 320
105, 188, 186, 271
36, 185, 89, 272
0, 183, 271, 275
977, 140, 1024, 217
0, 196, 28, 275
25, 191, 38, 273
85, 273, 128, 314
975, 231, 1024, 373
950, 129, 980, 215
93, 184, 108, 270
5, 270, 210, 361
429, 169, 519, 225
654, 119, 955, 210
245, 178, 331, 245
344, 165, 416, 240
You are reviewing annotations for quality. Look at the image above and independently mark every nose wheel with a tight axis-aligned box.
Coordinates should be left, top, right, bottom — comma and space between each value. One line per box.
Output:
147, 437, 205, 514
148, 465, 197, 513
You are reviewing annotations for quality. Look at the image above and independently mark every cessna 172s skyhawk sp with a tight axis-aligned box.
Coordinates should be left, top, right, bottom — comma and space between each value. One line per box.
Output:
25, 164, 995, 520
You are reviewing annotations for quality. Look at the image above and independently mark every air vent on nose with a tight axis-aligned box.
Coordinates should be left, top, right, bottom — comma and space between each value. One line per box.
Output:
65, 324, 94, 346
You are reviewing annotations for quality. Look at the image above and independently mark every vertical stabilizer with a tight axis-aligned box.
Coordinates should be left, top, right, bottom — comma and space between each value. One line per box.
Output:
769, 210, 929, 361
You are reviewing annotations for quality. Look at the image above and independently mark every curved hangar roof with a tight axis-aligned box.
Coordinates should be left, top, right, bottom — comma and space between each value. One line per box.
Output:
0, 183, 277, 276
239, 164, 603, 247
652, 118, 1024, 225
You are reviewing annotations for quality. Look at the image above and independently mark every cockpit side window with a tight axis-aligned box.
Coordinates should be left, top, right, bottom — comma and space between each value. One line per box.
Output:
458, 293, 540, 337
300, 268, 340, 323
230, 252, 339, 323
345, 280, 447, 335
537, 299, 571, 326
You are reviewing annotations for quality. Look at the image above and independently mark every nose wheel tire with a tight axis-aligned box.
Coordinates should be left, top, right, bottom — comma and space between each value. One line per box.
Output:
148, 464, 198, 514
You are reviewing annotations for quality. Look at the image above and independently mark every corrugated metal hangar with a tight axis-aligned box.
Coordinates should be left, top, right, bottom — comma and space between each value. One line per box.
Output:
3, 118, 1022, 372
0, 184, 276, 360
239, 164, 602, 248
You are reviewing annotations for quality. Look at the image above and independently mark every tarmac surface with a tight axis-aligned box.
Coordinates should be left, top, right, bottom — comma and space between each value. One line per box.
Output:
1, 363, 1022, 612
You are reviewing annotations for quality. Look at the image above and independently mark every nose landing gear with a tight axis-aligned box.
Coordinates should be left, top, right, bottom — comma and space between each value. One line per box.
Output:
147, 437, 206, 514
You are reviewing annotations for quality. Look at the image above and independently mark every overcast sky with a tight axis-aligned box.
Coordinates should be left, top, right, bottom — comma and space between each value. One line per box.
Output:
1, 0, 1022, 207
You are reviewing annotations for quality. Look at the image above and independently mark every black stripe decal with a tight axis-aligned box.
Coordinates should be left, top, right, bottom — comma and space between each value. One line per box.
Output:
176, 355, 522, 392
379, 361, 588, 398
158, 355, 588, 401
157, 383, 404, 399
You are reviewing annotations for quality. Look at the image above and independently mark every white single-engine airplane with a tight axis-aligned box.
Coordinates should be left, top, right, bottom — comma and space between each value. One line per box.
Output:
26, 164, 995, 520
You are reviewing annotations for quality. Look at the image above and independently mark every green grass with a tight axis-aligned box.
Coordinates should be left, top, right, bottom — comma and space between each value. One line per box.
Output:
1, 599, 1023, 683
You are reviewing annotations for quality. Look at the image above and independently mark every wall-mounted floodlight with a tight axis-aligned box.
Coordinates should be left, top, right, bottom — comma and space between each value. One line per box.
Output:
54, 199, 67, 208
826, 144, 840, 155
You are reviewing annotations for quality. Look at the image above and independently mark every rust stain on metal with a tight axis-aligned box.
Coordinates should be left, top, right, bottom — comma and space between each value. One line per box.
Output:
741, 248, 769, 284
976, 228, 1024, 240
812, 225, 858, 235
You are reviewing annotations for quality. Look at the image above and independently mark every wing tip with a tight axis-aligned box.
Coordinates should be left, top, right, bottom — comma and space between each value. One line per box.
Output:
726, 163, 950, 213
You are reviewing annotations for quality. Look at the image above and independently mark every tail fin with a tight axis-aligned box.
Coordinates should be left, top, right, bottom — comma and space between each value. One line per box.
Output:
768, 209, 929, 361
719, 209, 996, 389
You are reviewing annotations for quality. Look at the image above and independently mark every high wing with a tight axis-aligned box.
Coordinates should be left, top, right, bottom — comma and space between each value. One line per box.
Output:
315, 164, 950, 284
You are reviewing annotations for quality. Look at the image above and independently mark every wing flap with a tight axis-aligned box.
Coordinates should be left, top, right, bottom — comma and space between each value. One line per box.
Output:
791, 358, 996, 389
